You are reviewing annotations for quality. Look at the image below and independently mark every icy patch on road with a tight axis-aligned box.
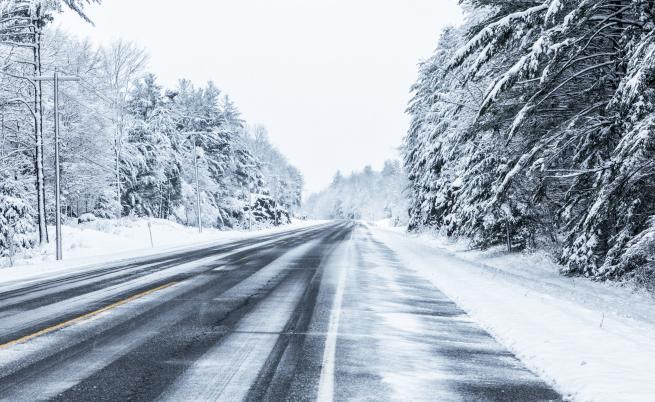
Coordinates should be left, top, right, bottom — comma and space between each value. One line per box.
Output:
380, 312, 424, 334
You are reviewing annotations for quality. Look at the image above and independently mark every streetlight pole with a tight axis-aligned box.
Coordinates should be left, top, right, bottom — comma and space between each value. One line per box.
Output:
35, 68, 79, 261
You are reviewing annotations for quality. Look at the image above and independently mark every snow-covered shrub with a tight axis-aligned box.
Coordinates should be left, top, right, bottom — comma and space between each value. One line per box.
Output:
246, 195, 291, 226
78, 213, 97, 223
0, 183, 36, 257
93, 190, 119, 219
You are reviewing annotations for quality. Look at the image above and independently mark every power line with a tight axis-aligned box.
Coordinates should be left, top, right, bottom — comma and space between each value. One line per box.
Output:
59, 88, 116, 123
57, 68, 124, 111
74, 153, 116, 174
76, 78, 115, 105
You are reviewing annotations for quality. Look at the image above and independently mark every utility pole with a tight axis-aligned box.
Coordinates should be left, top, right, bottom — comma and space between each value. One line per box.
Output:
35, 68, 79, 260
271, 174, 280, 226
274, 198, 279, 226
249, 191, 253, 230
180, 132, 203, 232
192, 133, 202, 233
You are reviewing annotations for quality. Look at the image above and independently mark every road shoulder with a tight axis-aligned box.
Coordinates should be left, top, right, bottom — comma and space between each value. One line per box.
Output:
370, 225, 655, 402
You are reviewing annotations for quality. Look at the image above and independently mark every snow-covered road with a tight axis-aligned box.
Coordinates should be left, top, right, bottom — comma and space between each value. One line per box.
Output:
373, 226, 655, 402
0, 222, 562, 401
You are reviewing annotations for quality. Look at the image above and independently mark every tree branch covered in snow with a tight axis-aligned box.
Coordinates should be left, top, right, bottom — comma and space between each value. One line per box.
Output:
404, 0, 655, 283
0, 0, 303, 259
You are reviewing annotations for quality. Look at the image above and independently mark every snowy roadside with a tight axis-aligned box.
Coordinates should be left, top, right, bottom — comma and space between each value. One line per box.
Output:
370, 225, 655, 402
0, 218, 326, 286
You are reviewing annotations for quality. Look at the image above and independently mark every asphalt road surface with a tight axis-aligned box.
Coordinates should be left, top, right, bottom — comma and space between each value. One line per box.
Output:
0, 222, 561, 401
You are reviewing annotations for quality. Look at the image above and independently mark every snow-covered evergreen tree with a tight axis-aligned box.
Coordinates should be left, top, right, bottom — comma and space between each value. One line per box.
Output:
243, 124, 304, 215
0, 15, 305, 257
0, 0, 100, 245
0, 179, 36, 258
303, 161, 409, 225
121, 73, 181, 218
404, 0, 655, 281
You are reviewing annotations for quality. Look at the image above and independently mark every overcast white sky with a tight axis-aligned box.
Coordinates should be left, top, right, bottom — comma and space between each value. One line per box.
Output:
55, 0, 463, 194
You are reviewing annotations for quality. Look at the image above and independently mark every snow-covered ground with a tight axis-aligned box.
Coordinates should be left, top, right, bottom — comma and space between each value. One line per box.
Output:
0, 218, 325, 286
371, 225, 655, 402
367, 218, 399, 229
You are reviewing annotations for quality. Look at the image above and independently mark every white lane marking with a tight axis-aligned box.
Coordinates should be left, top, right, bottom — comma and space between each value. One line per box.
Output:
212, 265, 237, 272
317, 239, 352, 402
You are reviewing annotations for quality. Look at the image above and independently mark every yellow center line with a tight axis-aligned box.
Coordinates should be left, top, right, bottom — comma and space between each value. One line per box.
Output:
0, 281, 178, 349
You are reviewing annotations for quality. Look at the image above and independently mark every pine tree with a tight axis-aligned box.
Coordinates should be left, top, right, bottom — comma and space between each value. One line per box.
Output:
121, 73, 181, 218
404, 0, 655, 281
302, 162, 408, 224
0, 0, 99, 247
0, 179, 36, 259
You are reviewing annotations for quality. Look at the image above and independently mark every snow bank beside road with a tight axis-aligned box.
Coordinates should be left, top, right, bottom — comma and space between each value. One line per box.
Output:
372, 226, 655, 402
0, 218, 324, 285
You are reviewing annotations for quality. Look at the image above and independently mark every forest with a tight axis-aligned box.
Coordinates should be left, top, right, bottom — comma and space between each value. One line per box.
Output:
0, 0, 303, 258
301, 160, 408, 225
404, 0, 655, 284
